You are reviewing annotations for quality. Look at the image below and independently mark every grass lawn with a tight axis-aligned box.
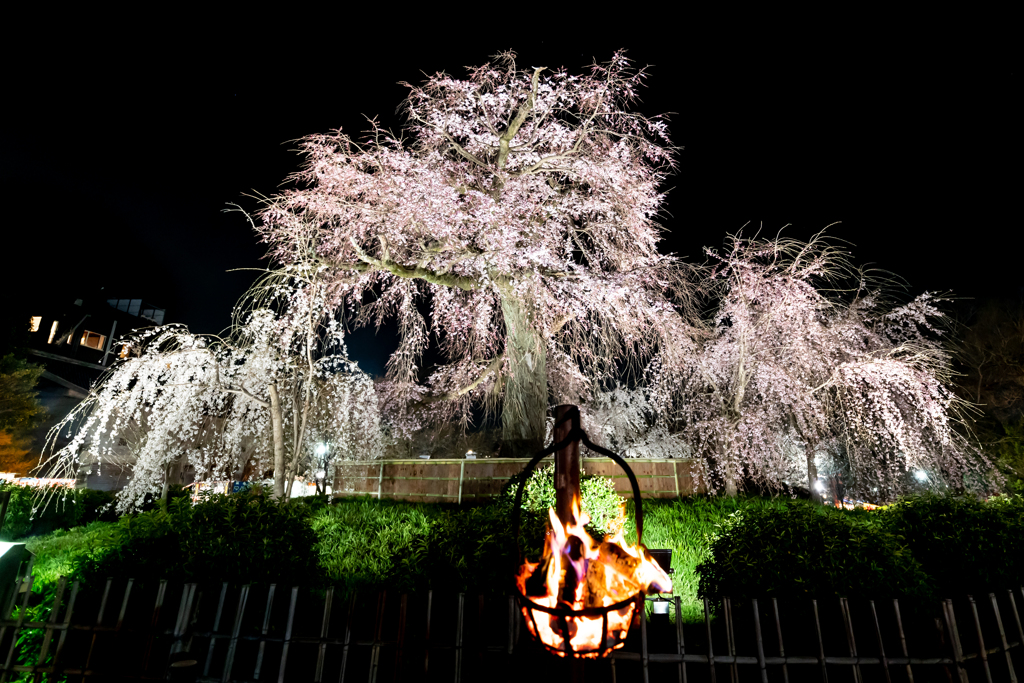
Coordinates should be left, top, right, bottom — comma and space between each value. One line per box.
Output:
620, 496, 799, 621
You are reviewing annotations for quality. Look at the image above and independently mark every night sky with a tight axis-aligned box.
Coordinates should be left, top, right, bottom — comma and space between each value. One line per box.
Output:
4, 17, 1018, 376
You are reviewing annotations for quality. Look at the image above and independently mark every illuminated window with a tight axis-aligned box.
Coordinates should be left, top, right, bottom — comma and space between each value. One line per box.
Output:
120, 344, 130, 358
80, 330, 106, 351
47, 321, 59, 344
29, 316, 41, 332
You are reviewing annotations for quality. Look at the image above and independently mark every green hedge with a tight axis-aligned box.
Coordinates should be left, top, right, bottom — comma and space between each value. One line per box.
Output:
500, 462, 626, 562
22, 484, 1024, 622
1, 482, 118, 540
695, 494, 1024, 609
310, 498, 516, 594
75, 487, 323, 587
873, 493, 1024, 596
696, 501, 934, 606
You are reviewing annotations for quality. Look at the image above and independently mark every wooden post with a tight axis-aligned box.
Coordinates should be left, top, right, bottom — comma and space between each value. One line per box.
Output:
553, 405, 585, 680
553, 405, 581, 526
458, 460, 465, 505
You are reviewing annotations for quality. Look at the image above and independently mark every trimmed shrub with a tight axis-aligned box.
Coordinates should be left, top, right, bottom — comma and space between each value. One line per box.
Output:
697, 501, 933, 605
311, 498, 517, 595
873, 493, 1024, 595
0, 483, 118, 541
76, 486, 322, 587
502, 463, 625, 560
420, 504, 516, 593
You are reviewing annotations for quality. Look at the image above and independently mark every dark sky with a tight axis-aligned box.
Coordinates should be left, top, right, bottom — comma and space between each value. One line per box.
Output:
3, 16, 1018, 376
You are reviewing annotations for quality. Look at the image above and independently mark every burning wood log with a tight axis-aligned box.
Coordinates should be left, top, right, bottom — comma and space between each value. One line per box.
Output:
512, 405, 672, 658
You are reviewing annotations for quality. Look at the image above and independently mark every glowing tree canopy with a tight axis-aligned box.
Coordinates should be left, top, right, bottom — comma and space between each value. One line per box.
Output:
681, 232, 994, 498
256, 50, 693, 453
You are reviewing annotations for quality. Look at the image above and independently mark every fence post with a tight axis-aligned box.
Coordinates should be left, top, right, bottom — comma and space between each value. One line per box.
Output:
943, 599, 970, 683
839, 597, 862, 683
378, 461, 384, 499
314, 586, 334, 681
673, 460, 680, 498
222, 585, 250, 682
50, 580, 80, 675
811, 599, 828, 683
640, 598, 650, 683
32, 576, 68, 677
675, 595, 686, 683
253, 584, 277, 679
988, 593, 1017, 683
770, 598, 788, 683
703, 598, 717, 683
868, 600, 892, 683
455, 593, 465, 683
458, 460, 465, 505
892, 599, 913, 683
723, 597, 737, 683
966, 595, 993, 683
276, 586, 299, 683
202, 583, 229, 679
751, 599, 768, 683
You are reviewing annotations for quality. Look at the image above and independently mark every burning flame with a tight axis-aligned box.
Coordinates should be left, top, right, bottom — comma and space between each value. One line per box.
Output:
515, 496, 672, 657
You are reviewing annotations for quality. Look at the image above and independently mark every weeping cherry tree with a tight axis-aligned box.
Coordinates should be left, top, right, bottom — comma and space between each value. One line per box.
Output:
683, 231, 994, 499
255, 50, 695, 453
39, 266, 382, 512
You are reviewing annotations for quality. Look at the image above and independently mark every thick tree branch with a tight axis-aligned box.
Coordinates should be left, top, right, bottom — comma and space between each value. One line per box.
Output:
496, 66, 545, 170
220, 383, 271, 409
346, 236, 477, 290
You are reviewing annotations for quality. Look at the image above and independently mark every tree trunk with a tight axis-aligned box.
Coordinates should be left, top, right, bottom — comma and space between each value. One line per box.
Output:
806, 448, 820, 504
723, 459, 739, 497
720, 431, 739, 497
269, 383, 287, 499
159, 460, 172, 510
499, 295, 548, 455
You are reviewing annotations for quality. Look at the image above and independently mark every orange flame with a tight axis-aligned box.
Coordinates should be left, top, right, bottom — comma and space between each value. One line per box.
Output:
515, 496, 672, 657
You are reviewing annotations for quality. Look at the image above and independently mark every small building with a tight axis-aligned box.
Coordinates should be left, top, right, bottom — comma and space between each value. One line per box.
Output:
22, 289, 167, 490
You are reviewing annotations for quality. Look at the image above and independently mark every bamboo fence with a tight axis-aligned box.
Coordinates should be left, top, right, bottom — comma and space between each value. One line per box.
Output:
1, 555, 1020, 682
333, 458, 705, 504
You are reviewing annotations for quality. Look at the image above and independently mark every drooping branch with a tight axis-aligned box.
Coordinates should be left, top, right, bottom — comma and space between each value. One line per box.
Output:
423, 354, 504, 404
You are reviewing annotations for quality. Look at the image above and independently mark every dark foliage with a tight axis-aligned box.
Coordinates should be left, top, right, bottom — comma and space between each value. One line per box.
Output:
312, 498, 516, 595
1, 483, 118, 540
75, 487, 323, 588
696, 501, 934, 606
873, 493, 1024, 595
